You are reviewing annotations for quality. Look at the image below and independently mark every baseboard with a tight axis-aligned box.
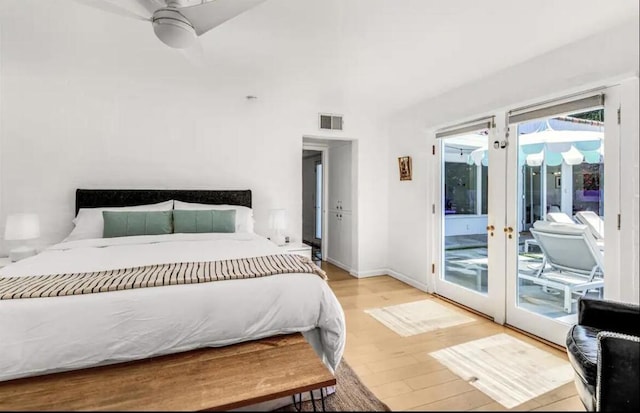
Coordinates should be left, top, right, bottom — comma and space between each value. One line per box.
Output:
349, 268, 388, 278
324, 260, 431, 290
326, 257, 352, 273
325, 257, 389, 279
386, 268, 430, 292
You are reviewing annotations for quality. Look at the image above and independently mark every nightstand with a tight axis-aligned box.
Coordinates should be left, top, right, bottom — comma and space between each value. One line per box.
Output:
281, 243, 312, 259
0, 257, 12, 269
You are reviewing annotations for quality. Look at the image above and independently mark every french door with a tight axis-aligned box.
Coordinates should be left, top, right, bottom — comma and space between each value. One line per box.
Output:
434, 116, 507, 321
504, 89, 619, 345
435, 87, 620, 346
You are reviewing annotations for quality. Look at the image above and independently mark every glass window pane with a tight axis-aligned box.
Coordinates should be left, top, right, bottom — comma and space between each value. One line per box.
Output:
481, 165, 488, 214
442, 133, 488, 294
444, 163, 477, 214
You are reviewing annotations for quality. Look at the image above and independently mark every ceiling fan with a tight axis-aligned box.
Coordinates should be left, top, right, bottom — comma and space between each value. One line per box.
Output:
75, 0, 266, 55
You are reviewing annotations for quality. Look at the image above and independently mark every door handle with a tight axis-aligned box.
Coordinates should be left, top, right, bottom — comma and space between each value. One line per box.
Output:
487, 225, 495, 237
504, 226, 514, 238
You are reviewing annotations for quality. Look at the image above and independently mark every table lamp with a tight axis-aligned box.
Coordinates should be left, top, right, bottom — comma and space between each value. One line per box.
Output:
268, 209, 287, 246
4, 213, 40, 262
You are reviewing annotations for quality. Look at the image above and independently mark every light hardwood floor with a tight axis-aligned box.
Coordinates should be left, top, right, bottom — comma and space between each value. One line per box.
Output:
322, 262, 584, 412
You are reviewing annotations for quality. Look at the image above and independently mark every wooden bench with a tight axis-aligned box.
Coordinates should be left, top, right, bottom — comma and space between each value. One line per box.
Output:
0, 333, 336, 411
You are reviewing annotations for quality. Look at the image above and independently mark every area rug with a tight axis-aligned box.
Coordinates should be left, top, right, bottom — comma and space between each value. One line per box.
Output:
364, 299, 475, 337
429, 333, 574, 408
275, 360, 390, 412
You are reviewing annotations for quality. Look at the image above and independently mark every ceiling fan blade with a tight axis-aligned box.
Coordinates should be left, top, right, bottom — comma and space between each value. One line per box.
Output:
179, 0, 267, 36
178, 39, 206, 68
132, 0, 162, 16
73, 0, 151, 21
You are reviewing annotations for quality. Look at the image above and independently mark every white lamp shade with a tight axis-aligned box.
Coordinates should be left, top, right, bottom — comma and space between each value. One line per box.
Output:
4, 213, 40, 241
268, 209, 287, 231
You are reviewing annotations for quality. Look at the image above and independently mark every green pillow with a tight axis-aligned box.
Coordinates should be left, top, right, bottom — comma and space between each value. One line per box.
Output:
103, 210, 173, 238
173, 209, 236, 234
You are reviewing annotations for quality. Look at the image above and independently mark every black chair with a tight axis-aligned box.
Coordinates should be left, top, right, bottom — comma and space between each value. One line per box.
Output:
566, 297, 640, 411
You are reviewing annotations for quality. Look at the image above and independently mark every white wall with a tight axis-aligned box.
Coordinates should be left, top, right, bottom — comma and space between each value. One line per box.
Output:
0, 4, 389, 275
0, 75, 389, 274
387, 19, 640, 296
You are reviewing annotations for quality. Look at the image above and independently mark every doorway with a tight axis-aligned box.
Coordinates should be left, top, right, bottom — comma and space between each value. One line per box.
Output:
302, 149, 324, 262
303, 137, 355, 274
434, 88, 619, 346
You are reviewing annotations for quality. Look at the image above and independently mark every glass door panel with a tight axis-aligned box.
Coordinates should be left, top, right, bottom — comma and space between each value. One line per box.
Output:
507, 106, 607, 344
442, 134, 489, 293
435, 124, 504, 320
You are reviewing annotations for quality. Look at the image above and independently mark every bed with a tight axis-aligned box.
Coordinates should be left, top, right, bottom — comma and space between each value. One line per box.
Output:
0, 189, 346, 383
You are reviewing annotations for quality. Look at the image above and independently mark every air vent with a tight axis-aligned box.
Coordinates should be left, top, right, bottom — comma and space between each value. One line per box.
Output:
319, 113, 343, 131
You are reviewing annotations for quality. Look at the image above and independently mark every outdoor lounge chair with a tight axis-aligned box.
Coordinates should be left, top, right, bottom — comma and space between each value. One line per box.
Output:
521, 221, 604, 313
523, 212, 576, 252
575, 210, 605, 240
546, 212, 576, 224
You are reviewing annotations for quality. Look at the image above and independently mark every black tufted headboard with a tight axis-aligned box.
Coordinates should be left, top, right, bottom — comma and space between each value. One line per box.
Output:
75, 189, 252, 215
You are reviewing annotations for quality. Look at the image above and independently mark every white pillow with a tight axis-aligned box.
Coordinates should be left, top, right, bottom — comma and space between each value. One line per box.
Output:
65, 200, 174, 242
173, 200, 254, 233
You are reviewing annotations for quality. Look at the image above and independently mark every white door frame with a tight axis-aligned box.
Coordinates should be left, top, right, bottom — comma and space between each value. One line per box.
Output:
302, 143, 329, 260
303, 135, 359, 273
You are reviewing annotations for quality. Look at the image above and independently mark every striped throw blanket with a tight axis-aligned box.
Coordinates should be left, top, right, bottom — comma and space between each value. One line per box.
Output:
0, 254, 327, 300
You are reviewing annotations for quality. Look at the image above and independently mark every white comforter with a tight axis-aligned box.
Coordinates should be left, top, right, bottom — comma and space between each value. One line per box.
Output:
0, 233, 345, 382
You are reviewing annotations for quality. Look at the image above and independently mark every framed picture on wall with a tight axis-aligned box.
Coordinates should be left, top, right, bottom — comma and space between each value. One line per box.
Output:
398, 156, 412, 181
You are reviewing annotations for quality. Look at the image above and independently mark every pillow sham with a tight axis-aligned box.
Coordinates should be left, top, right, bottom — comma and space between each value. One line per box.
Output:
172, 201, 254, 233
64, 200, 174, 242
103, 210, 173, 238
173, 209, 236, 234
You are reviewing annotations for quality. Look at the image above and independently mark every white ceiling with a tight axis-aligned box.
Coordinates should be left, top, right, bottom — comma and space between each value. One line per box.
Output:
0, 0, 637, 115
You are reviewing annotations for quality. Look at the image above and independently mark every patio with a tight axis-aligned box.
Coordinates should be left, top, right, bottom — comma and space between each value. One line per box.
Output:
441, 112, 605, 322
444, 233, 600, 320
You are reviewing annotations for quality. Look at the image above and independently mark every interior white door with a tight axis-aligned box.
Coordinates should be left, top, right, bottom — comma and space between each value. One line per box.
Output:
326, 212, 340, 264
326, 210, 351, 270
328, 143, 352, 212
326, 141, 353, 270
339, 211, 353, 269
